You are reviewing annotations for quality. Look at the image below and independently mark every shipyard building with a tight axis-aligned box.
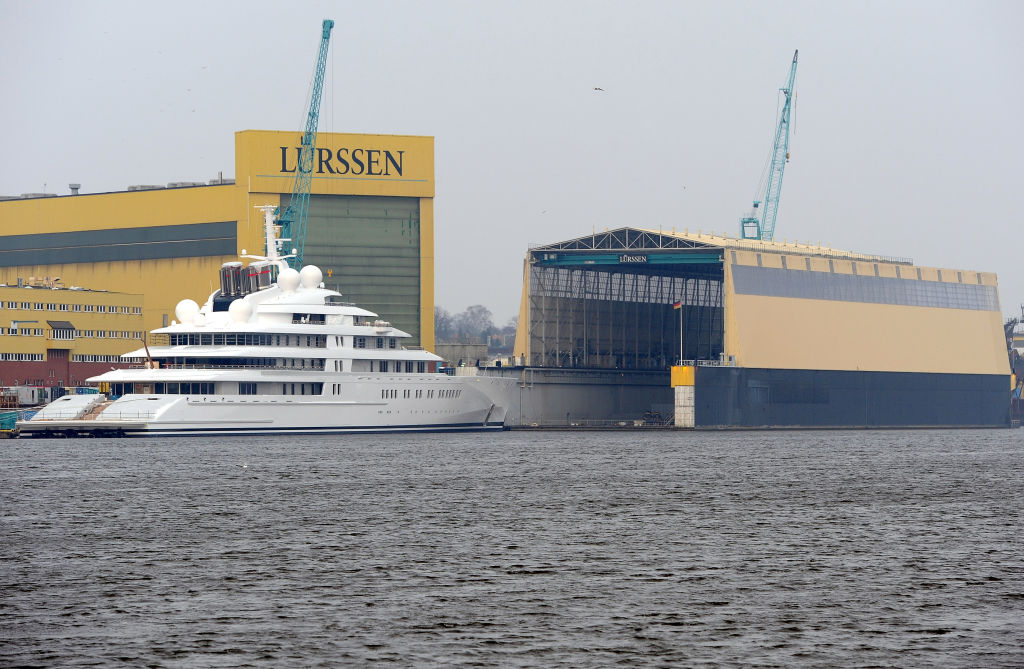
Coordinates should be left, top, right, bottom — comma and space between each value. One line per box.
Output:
0, 130, 436, 350
0, 281, 144, 391
506, 228, 1009, 427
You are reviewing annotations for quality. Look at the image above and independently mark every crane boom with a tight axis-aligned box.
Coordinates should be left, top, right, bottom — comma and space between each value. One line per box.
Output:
740, 50, 798, 241
278, 19, 334, 269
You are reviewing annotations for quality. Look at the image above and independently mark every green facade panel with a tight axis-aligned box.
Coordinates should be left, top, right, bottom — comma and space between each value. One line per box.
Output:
302, 195, 421, 345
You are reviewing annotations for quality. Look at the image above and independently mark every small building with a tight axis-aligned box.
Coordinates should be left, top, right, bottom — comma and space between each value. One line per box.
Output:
0, 280, 144, 389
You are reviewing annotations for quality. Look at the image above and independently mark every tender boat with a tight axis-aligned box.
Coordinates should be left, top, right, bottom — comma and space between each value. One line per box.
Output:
18, 208, 513, 437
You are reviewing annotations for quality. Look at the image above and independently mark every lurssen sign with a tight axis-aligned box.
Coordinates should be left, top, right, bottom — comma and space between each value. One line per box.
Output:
280, 146, 404, 177
618, 254, 648, 263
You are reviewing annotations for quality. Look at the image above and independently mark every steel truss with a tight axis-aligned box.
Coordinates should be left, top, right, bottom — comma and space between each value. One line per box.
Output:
528, 265, 723, 370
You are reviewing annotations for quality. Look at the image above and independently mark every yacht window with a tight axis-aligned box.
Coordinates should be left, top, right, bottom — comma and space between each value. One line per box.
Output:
239, 382, 257, 395
417, 361, 425, 373
355, 337, 366, 349
389, 338, 397, 349
376, 337, 384, 349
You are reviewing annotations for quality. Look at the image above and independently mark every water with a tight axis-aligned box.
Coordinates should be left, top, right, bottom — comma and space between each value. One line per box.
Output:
2, 430, 1023, 667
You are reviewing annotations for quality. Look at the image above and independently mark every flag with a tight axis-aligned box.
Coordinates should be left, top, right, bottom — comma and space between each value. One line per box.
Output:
672, 300, 682, 309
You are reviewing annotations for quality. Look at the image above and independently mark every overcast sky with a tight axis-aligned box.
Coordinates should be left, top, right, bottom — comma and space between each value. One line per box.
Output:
2, 0, 1021, 324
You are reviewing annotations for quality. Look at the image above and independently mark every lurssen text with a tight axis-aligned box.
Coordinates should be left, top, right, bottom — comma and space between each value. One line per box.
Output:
280, 147, 404, 177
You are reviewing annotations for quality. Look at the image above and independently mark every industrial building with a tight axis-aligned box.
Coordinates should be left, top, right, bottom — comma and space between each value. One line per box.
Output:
0, 280, 144, 389
0, 130, 436, 349
507, 227, 1010, 428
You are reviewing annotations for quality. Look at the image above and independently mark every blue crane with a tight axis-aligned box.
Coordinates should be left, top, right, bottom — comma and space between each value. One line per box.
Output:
739, 49, 798, 242
278, 19, 335, 269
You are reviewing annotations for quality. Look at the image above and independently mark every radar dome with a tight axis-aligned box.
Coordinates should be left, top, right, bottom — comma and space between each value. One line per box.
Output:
278, 267, 300, 293
228, 298, 253, 323
175, 299, 199, 324
299, 265, 323, 288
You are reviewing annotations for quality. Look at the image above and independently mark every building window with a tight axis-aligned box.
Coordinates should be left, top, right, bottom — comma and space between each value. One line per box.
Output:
46, 303, 57, 311
60, 304, 69, 311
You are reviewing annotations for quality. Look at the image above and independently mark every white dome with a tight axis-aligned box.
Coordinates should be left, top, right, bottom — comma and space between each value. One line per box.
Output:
174, 299, 199, 324
228, 298, 253, 323
299, 265, 323, 288
278, 267, 300, 293
193, 312, 206, 327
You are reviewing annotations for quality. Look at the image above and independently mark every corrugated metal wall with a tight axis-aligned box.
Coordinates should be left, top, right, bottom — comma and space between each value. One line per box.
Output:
302, 194, 422, 345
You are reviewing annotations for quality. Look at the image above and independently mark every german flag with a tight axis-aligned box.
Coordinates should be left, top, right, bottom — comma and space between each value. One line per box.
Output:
672, 300, 682, 309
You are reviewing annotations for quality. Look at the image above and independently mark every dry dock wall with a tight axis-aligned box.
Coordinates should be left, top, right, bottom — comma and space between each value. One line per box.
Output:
693, 366, 1010, 428
470, 367, 672, 426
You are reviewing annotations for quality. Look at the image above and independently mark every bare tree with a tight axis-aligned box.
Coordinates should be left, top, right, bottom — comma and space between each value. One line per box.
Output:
454, 304, 494, 342
434, 306, 455, 341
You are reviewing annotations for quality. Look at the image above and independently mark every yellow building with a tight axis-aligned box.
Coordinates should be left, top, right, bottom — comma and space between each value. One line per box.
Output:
0, 130, 435, 348
513, 227, 1009, 427
0, 280, 144, 387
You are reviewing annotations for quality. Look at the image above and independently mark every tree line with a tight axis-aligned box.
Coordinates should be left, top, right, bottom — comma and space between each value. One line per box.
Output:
435, 305, 517, 346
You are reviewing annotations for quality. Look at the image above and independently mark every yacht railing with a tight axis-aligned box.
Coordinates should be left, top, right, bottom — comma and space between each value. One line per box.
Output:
129, 363, 326, 371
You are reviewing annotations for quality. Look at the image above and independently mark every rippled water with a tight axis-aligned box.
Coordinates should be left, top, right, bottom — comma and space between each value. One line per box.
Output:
2, 429, 1023, 667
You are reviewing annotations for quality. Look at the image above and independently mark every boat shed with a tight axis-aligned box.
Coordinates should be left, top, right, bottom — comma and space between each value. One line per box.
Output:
507, 227, 1010, 428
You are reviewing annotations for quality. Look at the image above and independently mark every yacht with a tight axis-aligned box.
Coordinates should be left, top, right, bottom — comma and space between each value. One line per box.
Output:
19, 208, 513, 437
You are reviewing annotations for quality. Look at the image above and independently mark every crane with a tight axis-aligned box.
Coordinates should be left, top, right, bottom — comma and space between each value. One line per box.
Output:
739, 50, 798, 242
277, 19, 335, 269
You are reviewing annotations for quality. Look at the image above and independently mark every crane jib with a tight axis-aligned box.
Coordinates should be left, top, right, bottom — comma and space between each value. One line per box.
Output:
279, 19, 335, 270
739, 49, 798, 242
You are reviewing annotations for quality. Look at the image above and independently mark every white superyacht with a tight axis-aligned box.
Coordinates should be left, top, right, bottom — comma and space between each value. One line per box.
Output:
19, 209, 513, 437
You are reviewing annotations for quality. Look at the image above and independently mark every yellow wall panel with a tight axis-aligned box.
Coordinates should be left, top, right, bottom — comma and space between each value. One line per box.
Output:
807, 257, 830, 272
419, 197, 435, 352
852, 261, 872, 276
729, 293, 1007, 374
783, 255, 806, 271
733, 251, 758, 266
877, 263, 899, 279
760, 253, 784, 269
236, 130, 434, 198
0, 186, 236, 235
670, 366, 695, 386
832, 259, 853, 275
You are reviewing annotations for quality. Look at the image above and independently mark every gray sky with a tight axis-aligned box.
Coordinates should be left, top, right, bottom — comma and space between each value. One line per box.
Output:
2, 0, 1022, 325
